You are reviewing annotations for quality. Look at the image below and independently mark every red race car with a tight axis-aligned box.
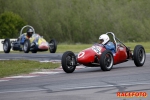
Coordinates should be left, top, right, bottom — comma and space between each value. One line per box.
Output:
61, 32, 146, 73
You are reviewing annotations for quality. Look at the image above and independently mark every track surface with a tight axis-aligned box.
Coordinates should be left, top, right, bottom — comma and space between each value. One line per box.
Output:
0, 53, 150, 100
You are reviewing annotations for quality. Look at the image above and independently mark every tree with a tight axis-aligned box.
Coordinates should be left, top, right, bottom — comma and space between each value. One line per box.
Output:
0, 12, 26, 38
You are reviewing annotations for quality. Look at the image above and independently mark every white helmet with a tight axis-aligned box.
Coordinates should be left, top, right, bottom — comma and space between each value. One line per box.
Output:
99, 34, 110, 45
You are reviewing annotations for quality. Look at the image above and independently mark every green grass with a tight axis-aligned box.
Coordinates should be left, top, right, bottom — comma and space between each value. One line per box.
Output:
57, 44, 92, 53
0, 60, 60, 78
124, 42, 150, 53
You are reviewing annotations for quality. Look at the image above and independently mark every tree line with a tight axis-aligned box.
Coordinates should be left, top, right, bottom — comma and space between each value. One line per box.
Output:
0, 0, 150, 43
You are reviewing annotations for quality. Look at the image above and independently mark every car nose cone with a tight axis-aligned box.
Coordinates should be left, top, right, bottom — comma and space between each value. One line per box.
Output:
39, 42, 49, 50
77, 49, 96, 64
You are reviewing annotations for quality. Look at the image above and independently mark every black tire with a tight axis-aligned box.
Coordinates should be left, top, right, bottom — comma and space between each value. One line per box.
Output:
3, 39, 11, 53
61, 51, 76, 73
133, 45, 146, 67
49, 39, 57, 53
23, 39, 30, 53
100, 50, 113, 71
31, 42, 37, 53
31, 50, 37, 53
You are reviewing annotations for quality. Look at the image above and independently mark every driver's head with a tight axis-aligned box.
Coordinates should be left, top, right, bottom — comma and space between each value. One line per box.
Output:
99, 34, 110, 45
27, 28, 33, 37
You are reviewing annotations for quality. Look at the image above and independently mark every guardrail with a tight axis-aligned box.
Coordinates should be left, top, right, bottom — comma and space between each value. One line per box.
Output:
0, 39, 17, 51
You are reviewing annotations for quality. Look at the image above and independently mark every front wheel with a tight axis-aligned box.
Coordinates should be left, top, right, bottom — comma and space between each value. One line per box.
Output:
23, 39, 30, 53
61, 51, 77, 73
31, 50, 37, 53
133, 45, 146, 67
49, 39, 57, 53
100, 50, 114, 71
31, 42, 37, 53
3, 39, 11, 53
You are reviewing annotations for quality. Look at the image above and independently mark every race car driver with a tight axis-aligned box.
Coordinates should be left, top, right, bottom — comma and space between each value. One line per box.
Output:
99, 34, 116, 54
20, 28, 34, 44
26, 28, 34, 38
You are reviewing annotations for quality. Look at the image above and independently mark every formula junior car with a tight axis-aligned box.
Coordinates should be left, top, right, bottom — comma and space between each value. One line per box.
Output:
2, 25, 57, 53
61, 32, 146, 73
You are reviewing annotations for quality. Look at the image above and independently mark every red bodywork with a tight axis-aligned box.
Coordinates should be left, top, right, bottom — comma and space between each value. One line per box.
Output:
38, 42, 49, 50
77, 44, 128, 66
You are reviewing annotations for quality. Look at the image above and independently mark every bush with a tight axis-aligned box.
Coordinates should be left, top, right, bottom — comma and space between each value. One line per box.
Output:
0, 12, 26, 38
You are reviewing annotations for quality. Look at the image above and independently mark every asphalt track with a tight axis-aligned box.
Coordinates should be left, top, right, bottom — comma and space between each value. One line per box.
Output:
0, 53, 150, 100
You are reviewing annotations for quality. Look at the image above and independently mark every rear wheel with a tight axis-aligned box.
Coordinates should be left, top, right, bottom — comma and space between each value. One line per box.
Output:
3, 39, 11, 53
133, 45, 146, 67
61, 51, 76, 73
49, 39, 57, 53
23, 39, 30, 53
100, 50, 113, 71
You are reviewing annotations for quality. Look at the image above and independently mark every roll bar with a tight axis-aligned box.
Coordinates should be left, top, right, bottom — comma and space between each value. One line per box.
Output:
20, 25, 35, 36
106, 32, 129, 51
106, 32, 117, 52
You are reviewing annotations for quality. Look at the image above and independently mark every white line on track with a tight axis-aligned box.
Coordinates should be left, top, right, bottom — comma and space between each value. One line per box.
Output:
40, 60, 61, 63
0, 89, 47, 94
31, 72, 60, 74
0, 59, 10, 60
59, 65, 86, 69
0, 82, 150, 94
0, 80, 9, 82
6, 75, 37, 79
0, 72, 61, 83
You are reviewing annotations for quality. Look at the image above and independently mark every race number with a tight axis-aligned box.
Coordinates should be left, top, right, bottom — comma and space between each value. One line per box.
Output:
78, 51, 85, 58
92, 46, 102, 55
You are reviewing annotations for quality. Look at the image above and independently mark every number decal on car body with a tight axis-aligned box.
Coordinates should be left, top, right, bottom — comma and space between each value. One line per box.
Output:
78, 51, 85, 58
92, 46, 102, 55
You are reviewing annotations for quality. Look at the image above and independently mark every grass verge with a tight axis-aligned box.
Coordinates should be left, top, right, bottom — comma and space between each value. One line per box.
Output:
0, 60, 60, 78
124, 42, 150, 53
